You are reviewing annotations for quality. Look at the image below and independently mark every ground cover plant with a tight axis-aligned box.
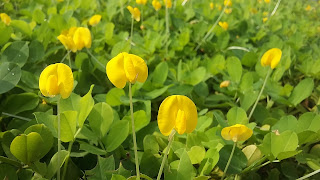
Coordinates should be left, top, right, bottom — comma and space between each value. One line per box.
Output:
1, 0, 320, 179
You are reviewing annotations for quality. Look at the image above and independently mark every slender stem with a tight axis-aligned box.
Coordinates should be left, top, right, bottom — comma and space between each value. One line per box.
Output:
270, 0, 282, 17
57, 97, 61, 180
248, 68, 272, 120
297, 169, 320, 180
195, 5, 227, 51
86, 49, 105, 70
241, 156, 267, 174
2, 112, 32, 121
157, 130, 176, 180
67, 50, 72, 68
60, 50, 71, 63
130, 17, 134, 48
221, 142, 237, 180
129, 83, 140, 180
120, 0, 124, 17
165, 4, 169, 57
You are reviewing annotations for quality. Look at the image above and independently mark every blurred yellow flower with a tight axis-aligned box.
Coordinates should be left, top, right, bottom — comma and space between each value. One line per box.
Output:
219, 21, 228, 30
261, 48, 282, 69
263, 11, 268, 16
250, 8, 258, 14
263, 17, 268, 23
57, 0, 64, 2
158, 95, 198, 136
224, 8, 232, 14
0, 13, 11, 26
221, 124, 253, 142
39, 63, 74, 99
152, 0, 162, 11
220, 80, 230, 88
89, 14, 102, 26
305, 5, 311, 11
210, 2, 214, 10
58, 27, 91, 52
136, 0, 147, 5
127, 6, 141, 22
224, 0, 232, 7
106, 52, 148, 89
217, 4, 222, 11
163, 0, 172, 8
264, 0, 270, 3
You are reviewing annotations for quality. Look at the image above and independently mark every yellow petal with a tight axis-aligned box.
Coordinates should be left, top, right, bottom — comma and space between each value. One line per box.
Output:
89, 14, 102, 26
219, 21, 228, 30
157, 96, 179, 136
176, 95, 198, 133
136, 0, 147, 5
175, 109, 186, 134
46, 75, 59, 96
39, 64, 58, 97
106, 53, 127, 89
124, 53, 137, 83
220, 80, 230, 88
56, 63, 74, 99
0, 13, 11, 26
152, 0, 162, 11
260, 48, 282, 69
224, 0, 232, 7
73, 27, 92, 50
163, 0, 172, 8
127, 54, 148, 83
221, 124, 253, 142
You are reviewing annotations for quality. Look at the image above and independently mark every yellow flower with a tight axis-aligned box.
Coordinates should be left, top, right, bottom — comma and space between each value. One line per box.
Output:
220, 80, 230, 88
89, 14, 102, 26
263, 11, 268, 16
39, 63, 74, 99
263, 17, 268, 23
163, 0, 172, 8
0, 13, 11, 26
73, 27, 92, 50
219, 21, 228, 30
224, 8, 232, 14
152, 0, 162, 11
106, 52, 148, 89
260, 48, 282, 69
221, 124, 253, 142
136, 0, 147, 5
264, 0, 270, 3
224, 0, 232, 7
251, 8, 258, 14
57, 0, 64, 2
305, 5, 311, 11
127, 6, 141, 22
210, 2, 214, 10
57, 27, 78, 52
217, 4, 222, 11
157, 95, 198, 136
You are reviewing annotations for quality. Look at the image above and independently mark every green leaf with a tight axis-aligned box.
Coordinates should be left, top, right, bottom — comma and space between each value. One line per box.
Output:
2, 41, 29, 68
32, 9, 45, 24
184, 67, 206, 85
105, 22, 115, 40
103, 120, 129, 152
34, 112, 57, 137
0, 164, 18, 180
207, 54, 225, 75
288, 78, 314, 106
187, 146, 206, 164
111, 41, 130, 57
78, 85, 95, 128
217, 145, 247, 174
79, 142, 106, 155
10, 132, 44, 164
111, 174, 126, 180
242, 52, 258, 68
296, 112, 320, 133
0, 23, 13, 45
106, 88, 125, 106
4, 93, 38, 114
59, 111, 78, 142
0, 62, 21, 94
140, 150, 161, 177
152, 61, 168, 86
143, 135, 159, 154
10, 20, 32, 37
242, 145, 263, 166
88, 102, 114, 138
122, 110, 149, 134
272, 115, 298, 133
20, 70, 39, 89
24, 124, 53, 159
46, 150, 69, 179
199, 148, 219, 176
176, 150, 194, 180
227, 107, 248, 125
86, 155, 115, 180
28, 40, 45, 63
59, 93, 81, 113
144, 86, 169, 99
226, 56, 242, 83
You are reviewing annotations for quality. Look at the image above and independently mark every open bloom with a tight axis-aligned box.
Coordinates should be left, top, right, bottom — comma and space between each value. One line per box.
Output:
224, 0, 232, 7
219, 21, 228, 30
39, 63, 74, 99
224, 8, 232, 14
210, 3, 214, 10
305, 5, 311, 11
220, 80, 230, 88
0, 13, 11, 26
127, 6, 141, 22
163, 0, 172, 8
221, 124, 253, 142
106, 52, 148, 89
263, 17, 268, 23
89, 15, 102, 26
260, 48, 282, 69
152, 0, 162, 11
264, 0, 270, 3
57, 27, 91, 52
136, 0, 147, 5
158, 95, 198, 136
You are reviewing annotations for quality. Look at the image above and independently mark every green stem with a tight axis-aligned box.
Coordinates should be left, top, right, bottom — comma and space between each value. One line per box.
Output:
221, 142, 237, 180
157, 130, 176, 180
2, 112, 32, 121
130, 17, 134, 48
60, 50, 71, 63
297, 169, 320, 180
129, 83, 140, 180
86, 49, 105, 70
270, 0, 282, 17
165, 4, 169, 57
57, 97, 61, 180
248, 68, 272, 120
195, 5, 227, 51
241, 156, 267, 174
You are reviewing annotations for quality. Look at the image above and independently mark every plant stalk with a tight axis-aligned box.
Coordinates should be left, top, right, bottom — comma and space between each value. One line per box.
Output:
129, 83, 140, 180
165, 3, 169, 57
130, 17, 134, 47
57, 97, 61, 180
297, 169, 320, 180
248, 68, 272, 120
221, 142, 237, 180
157, 129, 176, 180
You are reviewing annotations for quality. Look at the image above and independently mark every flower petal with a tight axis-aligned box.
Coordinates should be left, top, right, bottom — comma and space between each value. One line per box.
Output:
157, 96, 179, 136
176, 95, 198, 134
261, 48, 282, 69
56, 63, 74, 99
73, 27, 92, 50
124, 53, 137, 83
39, 64, 58, 97
106, 53, 127, 88
128, 54, 148, 83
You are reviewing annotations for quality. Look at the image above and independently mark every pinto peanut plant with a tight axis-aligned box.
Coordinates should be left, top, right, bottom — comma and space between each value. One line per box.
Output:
1, 0, 320, 180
